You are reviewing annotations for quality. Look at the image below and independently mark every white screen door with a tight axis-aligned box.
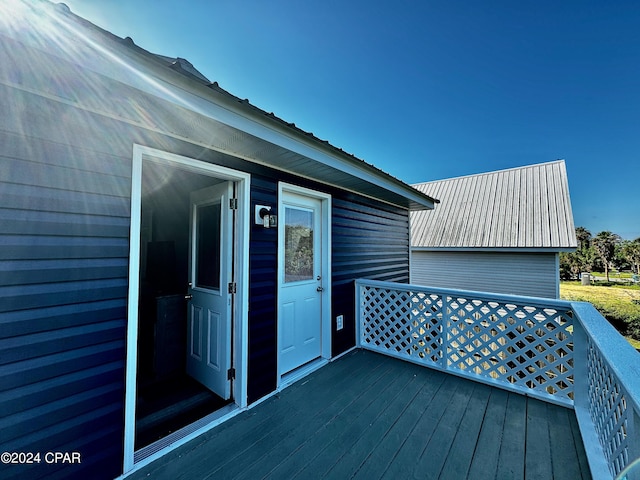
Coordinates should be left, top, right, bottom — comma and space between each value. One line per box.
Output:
279, 191, 324, 374
187, 182, 232, 399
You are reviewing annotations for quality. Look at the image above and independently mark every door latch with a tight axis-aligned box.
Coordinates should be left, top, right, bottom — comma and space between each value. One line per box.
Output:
184, 294, 193, 300
317, 286, 324, 292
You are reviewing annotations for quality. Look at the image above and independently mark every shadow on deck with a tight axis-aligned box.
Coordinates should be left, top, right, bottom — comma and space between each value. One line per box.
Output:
128, 350, 591, 480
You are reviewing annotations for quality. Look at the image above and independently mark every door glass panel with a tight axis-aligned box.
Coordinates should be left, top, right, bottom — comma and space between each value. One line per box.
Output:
196, 203, 221, 290
284, 206, 314, 283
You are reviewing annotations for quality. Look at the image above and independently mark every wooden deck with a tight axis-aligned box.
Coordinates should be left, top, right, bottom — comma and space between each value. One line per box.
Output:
128, 350, 591, 480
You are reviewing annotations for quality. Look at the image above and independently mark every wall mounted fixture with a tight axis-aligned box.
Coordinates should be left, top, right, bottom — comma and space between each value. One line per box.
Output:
255, 205, 276, 228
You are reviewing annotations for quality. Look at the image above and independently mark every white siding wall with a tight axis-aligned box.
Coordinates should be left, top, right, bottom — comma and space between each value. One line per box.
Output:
410, 251, 559, 299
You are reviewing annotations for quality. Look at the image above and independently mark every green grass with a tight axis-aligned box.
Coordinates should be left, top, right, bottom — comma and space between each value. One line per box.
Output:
589, 271, 637, 280
560, 282, 640, 343
627, 336, 640, 350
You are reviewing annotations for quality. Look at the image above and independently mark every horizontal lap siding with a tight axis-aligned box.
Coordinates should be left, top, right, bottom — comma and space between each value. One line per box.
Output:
247, 177, 278, 404
411, 251, 559, 298
0, 94, 130, 477
332, 198, 410, 356
2, 45, 415, 469
245, 177, 412, 398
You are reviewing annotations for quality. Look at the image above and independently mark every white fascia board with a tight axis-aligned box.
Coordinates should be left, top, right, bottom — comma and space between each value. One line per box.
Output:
157, 81, 433, 209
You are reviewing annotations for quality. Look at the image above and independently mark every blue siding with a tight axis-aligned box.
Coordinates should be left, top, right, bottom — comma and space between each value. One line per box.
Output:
247, 176, 279, 403
1, 40, 413, 479
0, 125, 413, 479
0, 128, 129, 479
331, 197, 411, 356
244, 177, 412, 401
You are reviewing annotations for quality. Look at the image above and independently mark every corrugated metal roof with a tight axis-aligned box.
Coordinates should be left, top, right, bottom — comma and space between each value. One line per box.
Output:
411, 161, 578, 250
4, 0, 435, 211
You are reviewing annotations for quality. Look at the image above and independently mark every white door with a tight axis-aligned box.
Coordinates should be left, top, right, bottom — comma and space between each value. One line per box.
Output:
186, 182, 233, 399
279, 191, 324, 374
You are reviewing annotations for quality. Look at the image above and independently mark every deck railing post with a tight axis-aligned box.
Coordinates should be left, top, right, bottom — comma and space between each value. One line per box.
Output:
355, 280, 362, 348
442, 294, 450, 372
572, 301, 632, 480
572, 317, 589, 425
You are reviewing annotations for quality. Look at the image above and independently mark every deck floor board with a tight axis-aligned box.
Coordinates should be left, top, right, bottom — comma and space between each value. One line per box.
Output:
325, 367, 432, 479
234, 355, 405, 480
379, 374, 464, 479
285, 362, 438, 480
128, 350, 592, 480
438, 382, 492, 479
525, 399, 553, 479
466, 388, 509, 479
550, 405, 592, 480
354, 370, 447, 479
256, 359, 406, 480
496, 392, 527, 479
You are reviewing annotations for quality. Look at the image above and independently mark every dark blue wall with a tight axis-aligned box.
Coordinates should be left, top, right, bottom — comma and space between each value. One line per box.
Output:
331, 195, 411, 356
0, 68, 410, 479
247, 177, 279, 403
244, 177, 411, 403
0, 123, 130, 480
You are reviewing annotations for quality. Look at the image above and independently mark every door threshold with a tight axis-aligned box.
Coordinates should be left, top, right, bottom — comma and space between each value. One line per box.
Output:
130, 403, 239, 472
280, 358, 328, 390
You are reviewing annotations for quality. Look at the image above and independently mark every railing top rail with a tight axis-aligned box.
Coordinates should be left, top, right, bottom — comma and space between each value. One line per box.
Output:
355, 278, 574, 310
571, 300, 640, 415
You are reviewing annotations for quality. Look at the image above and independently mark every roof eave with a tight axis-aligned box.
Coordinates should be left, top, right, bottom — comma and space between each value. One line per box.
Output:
411, 246, 578, 253
53, 5, 436, 211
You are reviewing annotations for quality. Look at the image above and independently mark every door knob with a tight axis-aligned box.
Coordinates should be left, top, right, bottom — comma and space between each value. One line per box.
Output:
316, 286, 324, 292
184, 294, 193, 300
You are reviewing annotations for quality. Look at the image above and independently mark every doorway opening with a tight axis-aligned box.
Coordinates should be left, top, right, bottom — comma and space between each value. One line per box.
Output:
135, 163, 232, 449
124, 146, 250, 468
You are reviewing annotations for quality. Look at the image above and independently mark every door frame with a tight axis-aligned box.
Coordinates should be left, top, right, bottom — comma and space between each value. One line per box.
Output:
277, 182, 332, 384
124, 145, 250, 472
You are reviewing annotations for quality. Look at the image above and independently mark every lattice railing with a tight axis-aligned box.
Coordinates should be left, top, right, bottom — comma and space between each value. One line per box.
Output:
357, 280, 574, 404
588, 337, 630, 477
356, 279, 640, 479
571, 301, 640, 480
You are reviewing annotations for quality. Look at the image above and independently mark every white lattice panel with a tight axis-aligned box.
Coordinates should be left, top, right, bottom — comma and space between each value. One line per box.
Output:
588, 337, 630, 477
446, 295, 574, 402
359, 286, 444, 366
358, 283, 574, 403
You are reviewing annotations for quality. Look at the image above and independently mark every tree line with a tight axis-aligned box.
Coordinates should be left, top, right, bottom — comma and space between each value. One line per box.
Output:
560, 227, 640, 281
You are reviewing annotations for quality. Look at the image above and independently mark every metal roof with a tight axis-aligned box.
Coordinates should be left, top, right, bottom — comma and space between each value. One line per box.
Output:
411, 160, 578, 250
2, 0, 435, 211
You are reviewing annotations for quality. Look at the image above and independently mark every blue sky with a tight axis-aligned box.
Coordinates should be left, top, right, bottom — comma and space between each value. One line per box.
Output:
62, 0, 640, 239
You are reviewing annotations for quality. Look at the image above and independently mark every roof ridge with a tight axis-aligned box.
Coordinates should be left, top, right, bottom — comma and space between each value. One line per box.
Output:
412, 159, 565, 187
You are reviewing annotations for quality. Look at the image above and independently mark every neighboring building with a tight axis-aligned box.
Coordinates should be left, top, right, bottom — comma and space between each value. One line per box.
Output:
411, 161, 577, 298
0, 2, 436, 479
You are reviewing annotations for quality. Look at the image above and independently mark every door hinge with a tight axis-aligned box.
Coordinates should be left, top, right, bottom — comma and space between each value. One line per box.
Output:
229, 198, 238, 210
228, 282, 237, 294
227, 367, 236, 380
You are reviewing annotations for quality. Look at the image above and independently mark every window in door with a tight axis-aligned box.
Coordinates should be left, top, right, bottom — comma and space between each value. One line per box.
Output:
284, 206, 314, 283
195, 202, 221, 290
